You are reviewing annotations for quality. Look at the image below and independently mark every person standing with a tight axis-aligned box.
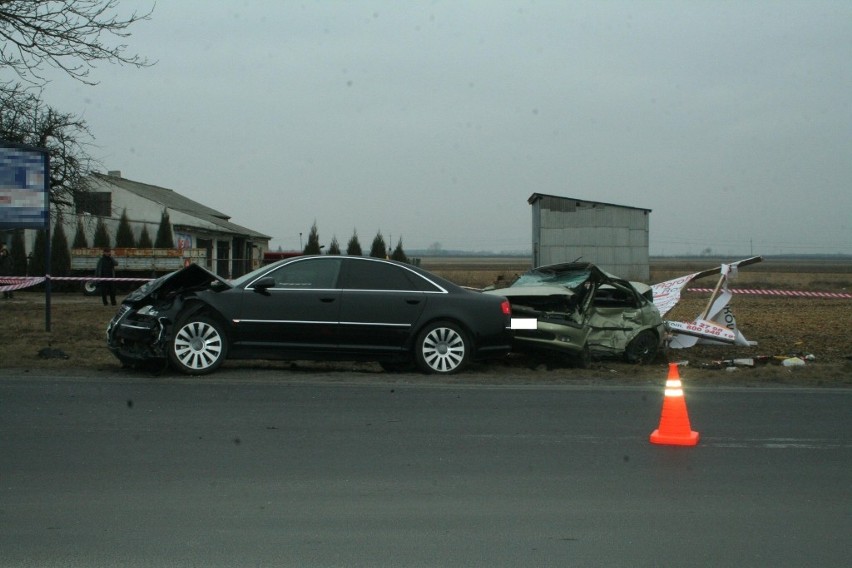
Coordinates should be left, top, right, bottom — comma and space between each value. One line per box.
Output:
95, 248, 118, 306
0, 243, 13, 299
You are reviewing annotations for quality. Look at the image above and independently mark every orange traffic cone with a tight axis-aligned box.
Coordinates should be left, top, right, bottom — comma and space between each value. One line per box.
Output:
650, 362, 699, 446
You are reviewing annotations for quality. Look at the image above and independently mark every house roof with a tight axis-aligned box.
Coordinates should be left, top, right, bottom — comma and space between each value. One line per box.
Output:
528, 193, 652, 213
91, 172, 271, 240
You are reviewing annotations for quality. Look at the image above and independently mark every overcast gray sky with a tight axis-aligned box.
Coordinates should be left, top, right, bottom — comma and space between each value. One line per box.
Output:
43, 1, 851, 255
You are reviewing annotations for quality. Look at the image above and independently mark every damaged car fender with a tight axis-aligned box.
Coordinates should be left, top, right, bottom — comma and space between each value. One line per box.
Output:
107, 264, 233, 370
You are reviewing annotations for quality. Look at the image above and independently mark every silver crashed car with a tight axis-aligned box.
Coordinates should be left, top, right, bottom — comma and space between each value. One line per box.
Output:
484, 262, 665, 366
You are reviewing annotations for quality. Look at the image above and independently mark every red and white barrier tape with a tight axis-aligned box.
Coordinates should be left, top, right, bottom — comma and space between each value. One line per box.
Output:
0, 275, 152, 292
0, 277, 45, 292
689, 287, 852, 299
2, 277, 850, 299
48, 276, 151, 282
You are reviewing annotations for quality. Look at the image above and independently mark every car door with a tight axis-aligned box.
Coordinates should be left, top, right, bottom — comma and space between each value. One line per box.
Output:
233, 257, 342, 349
337, 258, 430, 352
585, 281, 644, 354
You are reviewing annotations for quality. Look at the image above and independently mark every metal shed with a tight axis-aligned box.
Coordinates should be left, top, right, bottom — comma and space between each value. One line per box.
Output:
529, 193, 651, 281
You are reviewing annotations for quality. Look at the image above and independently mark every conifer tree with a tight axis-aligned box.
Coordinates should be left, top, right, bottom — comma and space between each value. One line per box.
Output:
327, 236, 341, 255
369, 231, 387, 259
137, 225, 153, 248
390, 237, 409, 264
50, 214, 71, 289
154, 209, 174, 248
72, 219, 88, 248
303, 221, 321, 254
93, 217, 111, 248
115, 208, 136, 248
29, 229, 46, 275
346, 230, 362, 256
10, 230, 27, 275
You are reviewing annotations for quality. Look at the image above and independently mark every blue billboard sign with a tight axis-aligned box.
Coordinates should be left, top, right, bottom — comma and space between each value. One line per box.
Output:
0, 142, 49, 229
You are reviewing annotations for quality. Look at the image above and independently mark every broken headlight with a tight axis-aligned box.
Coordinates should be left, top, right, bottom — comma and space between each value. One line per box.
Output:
135, 305, 160, 317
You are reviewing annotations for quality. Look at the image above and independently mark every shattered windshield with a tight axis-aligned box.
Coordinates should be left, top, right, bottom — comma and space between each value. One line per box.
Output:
512, 268, 592, 289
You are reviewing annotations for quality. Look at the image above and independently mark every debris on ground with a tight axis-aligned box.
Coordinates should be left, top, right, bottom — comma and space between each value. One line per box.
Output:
37, 347, 69, 360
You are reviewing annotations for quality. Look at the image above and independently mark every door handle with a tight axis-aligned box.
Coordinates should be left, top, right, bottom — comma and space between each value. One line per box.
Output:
320, 297, 336, 303
405, 299, 421, 305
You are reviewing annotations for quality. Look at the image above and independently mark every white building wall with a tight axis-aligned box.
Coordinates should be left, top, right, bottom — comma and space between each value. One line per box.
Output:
16, 176, 268, 278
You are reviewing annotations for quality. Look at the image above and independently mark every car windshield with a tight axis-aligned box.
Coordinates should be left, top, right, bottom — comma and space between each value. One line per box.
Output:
229, 259, 289, 287
512, 268, 592, 289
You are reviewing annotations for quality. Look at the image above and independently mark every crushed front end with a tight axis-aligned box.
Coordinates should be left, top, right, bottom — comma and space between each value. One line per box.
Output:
107, 300, 182, 365
105, 264, 230, 367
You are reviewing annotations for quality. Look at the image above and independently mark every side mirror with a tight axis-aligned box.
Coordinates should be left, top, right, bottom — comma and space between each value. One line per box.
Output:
253, 276, 276, 294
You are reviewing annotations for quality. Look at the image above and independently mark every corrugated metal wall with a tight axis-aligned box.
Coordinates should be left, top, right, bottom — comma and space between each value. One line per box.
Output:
531, 196, 650, 281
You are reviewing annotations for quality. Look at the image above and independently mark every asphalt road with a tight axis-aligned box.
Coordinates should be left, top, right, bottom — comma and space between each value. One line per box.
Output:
1, 370, 850, 567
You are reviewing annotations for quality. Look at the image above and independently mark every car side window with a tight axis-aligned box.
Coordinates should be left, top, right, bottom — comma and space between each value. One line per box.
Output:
342, 260, 420, 291
266, 258, 341, 289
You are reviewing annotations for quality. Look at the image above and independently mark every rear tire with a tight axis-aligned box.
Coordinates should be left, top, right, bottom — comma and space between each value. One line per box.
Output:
168, 315, 228, 375
415, 321, 469, 374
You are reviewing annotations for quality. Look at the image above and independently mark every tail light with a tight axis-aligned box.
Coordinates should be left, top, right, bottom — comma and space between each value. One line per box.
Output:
501, 299, 511, 316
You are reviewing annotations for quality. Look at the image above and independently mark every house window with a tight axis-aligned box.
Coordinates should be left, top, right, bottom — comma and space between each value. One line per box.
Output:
75, 192, 111, 217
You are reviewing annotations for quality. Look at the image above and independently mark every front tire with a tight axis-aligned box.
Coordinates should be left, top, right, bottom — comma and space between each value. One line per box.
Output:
571, 343, 591, 369
624, 330, 659, 364
415, 321, 470, 374
168, 315, 228, 375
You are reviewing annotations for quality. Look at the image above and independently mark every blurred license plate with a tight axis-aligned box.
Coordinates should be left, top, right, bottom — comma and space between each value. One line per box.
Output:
510, 318, 537, 330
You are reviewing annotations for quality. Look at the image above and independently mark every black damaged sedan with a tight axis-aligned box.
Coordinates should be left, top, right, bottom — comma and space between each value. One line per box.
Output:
107, 256, 512, 375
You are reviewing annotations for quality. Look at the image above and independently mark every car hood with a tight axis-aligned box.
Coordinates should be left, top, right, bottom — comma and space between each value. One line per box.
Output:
123, 263, 232, 305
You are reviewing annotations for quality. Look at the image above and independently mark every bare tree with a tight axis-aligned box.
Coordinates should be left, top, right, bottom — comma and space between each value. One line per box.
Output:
0, 84, 97, 209
0, 0, 153, 86
0, 1, 153, 210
